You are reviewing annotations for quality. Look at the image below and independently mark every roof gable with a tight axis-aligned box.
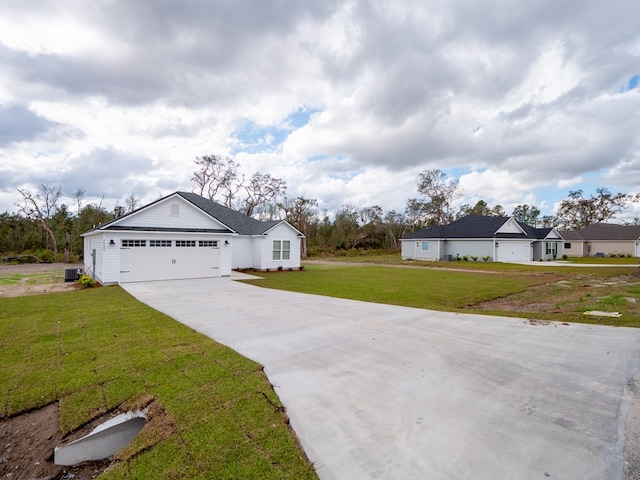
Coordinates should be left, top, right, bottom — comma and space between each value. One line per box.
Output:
113, 194, 229, 231
84, 192, 301, 236
495, 217, 526, 235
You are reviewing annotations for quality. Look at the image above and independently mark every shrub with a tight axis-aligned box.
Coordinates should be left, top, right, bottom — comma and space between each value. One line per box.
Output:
38, 249, 55, 263
481, 255, 491, 262
78, 274, 97, 288
471, 256, 478, 262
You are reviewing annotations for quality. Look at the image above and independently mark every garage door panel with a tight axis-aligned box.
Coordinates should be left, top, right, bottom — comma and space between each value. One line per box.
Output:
497, 241, 531, 263
120, 243, 221, 283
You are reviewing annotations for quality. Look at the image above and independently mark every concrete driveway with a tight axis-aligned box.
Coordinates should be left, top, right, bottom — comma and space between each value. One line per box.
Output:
123, 275, 640, 480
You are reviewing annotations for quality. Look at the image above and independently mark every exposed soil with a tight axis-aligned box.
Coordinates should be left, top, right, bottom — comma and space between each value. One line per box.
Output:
471, 274, 640, 319
0, 263, 84, 298
0, 403, 112, 480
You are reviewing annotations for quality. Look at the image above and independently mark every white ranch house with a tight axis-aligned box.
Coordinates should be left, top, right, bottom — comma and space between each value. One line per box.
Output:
82, 192, 304, 284
401, 215, 563, 262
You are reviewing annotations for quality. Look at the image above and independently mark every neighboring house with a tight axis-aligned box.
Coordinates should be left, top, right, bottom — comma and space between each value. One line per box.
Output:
401, 215, 563, 262
560, 224, 640, 257
82, 191, 304, 284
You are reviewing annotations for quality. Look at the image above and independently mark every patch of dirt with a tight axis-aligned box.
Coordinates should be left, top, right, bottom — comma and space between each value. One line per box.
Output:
0, 403, 111, 480
0, 399, 172, 480
0, 263, 84, 298
470, 274, 640, 318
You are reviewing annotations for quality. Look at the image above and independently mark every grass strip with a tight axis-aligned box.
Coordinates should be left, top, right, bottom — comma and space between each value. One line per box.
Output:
243, 263, 640, 327
0, 287, 316, 479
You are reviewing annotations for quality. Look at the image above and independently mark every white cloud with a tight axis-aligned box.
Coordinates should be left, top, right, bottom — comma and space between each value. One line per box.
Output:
0, 0, 639, 223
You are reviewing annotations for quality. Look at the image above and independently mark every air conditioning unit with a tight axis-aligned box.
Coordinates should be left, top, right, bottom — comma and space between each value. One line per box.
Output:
64, 268, 83, 282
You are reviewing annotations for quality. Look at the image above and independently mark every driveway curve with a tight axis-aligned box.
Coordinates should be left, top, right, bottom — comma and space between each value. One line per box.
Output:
123, 274, 640, 480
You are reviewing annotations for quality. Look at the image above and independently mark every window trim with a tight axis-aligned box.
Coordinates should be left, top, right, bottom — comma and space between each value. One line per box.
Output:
122, 239, 146, 247
175, 240, 196, 247
150, 240, 172, 247
199, 240, 219, 247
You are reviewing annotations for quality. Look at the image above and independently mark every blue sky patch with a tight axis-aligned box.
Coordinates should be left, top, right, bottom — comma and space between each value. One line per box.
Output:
230, 106, 321, 154
628, 75, 640, 90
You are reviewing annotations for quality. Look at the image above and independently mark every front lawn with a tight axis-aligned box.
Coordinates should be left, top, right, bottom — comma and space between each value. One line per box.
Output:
0, 287, 316, 479
244, 263, 640, 327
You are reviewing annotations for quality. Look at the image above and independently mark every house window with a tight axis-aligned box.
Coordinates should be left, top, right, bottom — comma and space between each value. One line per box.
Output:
272, 240, 291, 260
199, 240, 218, 247
122, 240, 146, 247
421, 241, 429, 251
150, 240, 171, 247
175, 240, 196, 247
546, 242, 557, 255
564, 242, 571, 249
171, 203, 180, 216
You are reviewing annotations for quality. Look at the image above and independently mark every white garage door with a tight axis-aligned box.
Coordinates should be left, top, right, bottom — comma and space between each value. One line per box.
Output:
496, 241, 531, 263
120, 239, 221, 283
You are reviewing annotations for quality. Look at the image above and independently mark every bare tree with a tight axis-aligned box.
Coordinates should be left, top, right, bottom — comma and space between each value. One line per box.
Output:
279, 196, 318, 258
124, 194, 139, 213
417, 169, 462, 225
556, 188, 634, 230
404, 198, 430, 230
16, 184, 61, 260
242, 172, 287, 217
192, 155, 241, 207
74, 188, 85, 250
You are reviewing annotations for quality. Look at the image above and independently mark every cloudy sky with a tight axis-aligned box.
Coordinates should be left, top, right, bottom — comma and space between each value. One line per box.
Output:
1, 0, 639, 221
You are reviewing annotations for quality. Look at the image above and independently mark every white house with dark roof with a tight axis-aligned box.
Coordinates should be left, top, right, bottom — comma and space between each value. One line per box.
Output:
81, 192, 304, 284
401, 215, 563, 262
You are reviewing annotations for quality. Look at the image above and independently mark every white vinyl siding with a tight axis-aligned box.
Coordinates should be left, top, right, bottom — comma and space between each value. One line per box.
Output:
445, 240, 493, 259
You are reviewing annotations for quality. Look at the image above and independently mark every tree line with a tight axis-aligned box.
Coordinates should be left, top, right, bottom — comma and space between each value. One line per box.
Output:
1, 157, 638, 262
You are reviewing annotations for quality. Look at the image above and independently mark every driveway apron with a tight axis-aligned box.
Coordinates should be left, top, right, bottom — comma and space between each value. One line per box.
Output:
123, 275, 640, 480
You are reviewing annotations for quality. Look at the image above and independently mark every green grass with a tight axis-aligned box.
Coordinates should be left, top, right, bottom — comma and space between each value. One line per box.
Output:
0, 274, 23, 285
0, 287, 316, 479
244, 264, 544, 310
243, 262, 640, 327
560, 256, 639, 264
0, 271, 63, 286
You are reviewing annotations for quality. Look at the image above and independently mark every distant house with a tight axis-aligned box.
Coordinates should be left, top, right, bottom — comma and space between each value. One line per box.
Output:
400, 215, 563, 262
561, 224, 640, 257
82, 191, 304, 284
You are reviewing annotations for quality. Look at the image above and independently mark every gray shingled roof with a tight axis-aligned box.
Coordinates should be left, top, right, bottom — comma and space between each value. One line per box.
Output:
403, 215, 556, 240
177, 192, 284, 235
561, 223, 640, 241
90, 191, 297, 236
